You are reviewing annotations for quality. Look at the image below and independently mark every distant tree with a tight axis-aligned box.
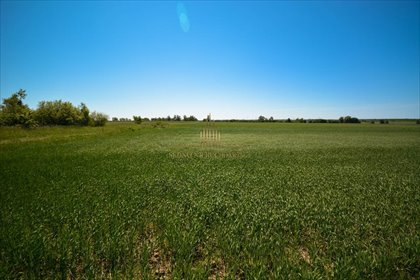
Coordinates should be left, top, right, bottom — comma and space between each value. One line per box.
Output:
340, 116, 360, 123
112, 117, 119, 122
258, 116, 266, 122
133, 115, 142, 124
286, 118, 291, 123
173, 115, 181, 121
0, 89, 32, 126
183, 115, 197, 121
166, 115, 171, 121
143, 117, 150, 122
269, 116, 274, 122
90, 111, 108, 126
416, 119, 420, 125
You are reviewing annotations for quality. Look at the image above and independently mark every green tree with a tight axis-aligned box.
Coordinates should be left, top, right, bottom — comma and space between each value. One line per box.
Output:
133, 115, 142, 124
90, 111, 108, 126
0, 89, 32, 126
34, 100, 81, 125
258, 116, 266, 122
79, 103, 91, 126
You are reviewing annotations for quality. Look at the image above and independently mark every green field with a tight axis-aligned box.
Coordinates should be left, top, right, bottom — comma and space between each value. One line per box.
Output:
1, 122, 419, 279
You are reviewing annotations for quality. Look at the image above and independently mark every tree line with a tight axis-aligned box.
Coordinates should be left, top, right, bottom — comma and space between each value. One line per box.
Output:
116, 115, 199, 124
0, 90, 108, 127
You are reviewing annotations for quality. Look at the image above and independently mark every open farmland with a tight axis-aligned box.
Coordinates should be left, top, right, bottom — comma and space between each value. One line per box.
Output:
0, 122, 419, 279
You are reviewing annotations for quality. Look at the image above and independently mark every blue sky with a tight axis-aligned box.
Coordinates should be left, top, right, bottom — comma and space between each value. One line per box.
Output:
1, 1, 419, 119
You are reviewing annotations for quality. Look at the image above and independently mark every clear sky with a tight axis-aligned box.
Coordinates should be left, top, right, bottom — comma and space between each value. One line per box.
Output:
1, 1, 419, 119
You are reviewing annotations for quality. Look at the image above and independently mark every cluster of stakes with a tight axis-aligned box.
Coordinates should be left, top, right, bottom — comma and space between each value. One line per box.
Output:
200, 114, 221, 144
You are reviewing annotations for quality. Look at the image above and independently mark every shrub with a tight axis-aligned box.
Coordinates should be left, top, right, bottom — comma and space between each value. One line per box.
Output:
90, 111, 108, 126
133, 116, 142, 124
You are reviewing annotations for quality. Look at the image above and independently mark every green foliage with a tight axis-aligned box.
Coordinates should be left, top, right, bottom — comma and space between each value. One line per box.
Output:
0, 89, 32, 126
90, 111, 108, 126
133, 115, 142, 124
34, 100, 85, 125
79, 103, 91, 126
339, 116, 360, 123
0, 91, 103, 127
258, 115, 266, 122
183, 115, 198, 121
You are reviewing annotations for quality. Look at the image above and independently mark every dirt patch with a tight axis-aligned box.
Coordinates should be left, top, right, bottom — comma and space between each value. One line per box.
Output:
299, 247, 311, 265
208, 257, 225, 280
145, 223, 172, 279
149, 249, 172, 279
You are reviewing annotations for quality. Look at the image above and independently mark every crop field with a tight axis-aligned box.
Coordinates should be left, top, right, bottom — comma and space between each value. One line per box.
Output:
0, 122, 419, 279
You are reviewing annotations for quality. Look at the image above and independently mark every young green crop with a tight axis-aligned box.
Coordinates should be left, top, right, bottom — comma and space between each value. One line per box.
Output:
1, 122, 419, 279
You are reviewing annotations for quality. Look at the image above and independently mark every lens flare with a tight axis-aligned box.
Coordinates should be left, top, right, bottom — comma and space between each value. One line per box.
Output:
177, 2, 190, 32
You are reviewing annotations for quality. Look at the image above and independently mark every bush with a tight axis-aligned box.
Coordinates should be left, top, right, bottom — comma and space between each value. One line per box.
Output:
133, 116, 142, 124
90, 112, 108, 126
33, 101, 92, 126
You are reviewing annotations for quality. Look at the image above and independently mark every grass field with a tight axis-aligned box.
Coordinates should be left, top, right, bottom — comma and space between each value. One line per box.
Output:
1, 122, 419, 279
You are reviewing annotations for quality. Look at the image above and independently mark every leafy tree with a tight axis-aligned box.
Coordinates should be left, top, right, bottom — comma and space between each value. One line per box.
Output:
79, 103, 91, 126
34, 100, 81, 125
258, 116, 266, 122
133, 115, 142, 124
0, 89, 32, 126
183, 115, 197, 121
286, 118, 291, 123
112, 117, 119, 122
269, 116, 274, 122
90, 111, 108, 126
339, 116, 360, 123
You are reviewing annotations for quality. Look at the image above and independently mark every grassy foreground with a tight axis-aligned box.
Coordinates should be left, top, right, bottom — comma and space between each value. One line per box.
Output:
1, 122, 419, 279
